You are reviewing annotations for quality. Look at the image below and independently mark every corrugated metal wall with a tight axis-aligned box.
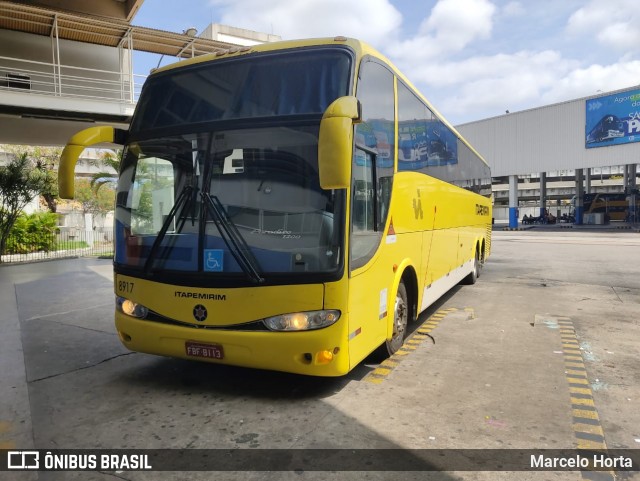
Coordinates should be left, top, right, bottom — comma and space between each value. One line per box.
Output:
456, 91, 640, 177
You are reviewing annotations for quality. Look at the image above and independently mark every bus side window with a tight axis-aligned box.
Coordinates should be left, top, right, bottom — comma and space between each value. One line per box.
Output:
351, 59, 395, 269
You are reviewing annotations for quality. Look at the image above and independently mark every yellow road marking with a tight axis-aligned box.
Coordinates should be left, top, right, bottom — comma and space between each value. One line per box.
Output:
573, 409, 599, 420
363, 308, 458, 384
557, 319, 614, 481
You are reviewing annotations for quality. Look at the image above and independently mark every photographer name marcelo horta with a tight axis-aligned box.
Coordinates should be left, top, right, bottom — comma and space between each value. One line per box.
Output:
531, 453, 634, 470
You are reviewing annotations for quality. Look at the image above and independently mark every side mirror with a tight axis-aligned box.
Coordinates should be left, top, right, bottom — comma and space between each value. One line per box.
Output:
58, 126, 127, 199
318, 96, 361, 190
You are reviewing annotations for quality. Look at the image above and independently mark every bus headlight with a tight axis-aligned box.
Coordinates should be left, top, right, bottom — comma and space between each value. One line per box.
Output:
116, 296, 149, 319
263, 310, 340, 331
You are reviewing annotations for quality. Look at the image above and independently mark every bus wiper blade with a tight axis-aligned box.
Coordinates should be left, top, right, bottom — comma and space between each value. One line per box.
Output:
143, 185, 192, 273
202, 192, 264, 284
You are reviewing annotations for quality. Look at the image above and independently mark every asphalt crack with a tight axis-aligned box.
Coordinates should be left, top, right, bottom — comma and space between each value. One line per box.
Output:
29, 352, 136, 383
611, 286, 623, 303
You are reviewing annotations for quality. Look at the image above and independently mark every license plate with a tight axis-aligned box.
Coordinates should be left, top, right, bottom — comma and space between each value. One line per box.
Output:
185, 341, 224, 360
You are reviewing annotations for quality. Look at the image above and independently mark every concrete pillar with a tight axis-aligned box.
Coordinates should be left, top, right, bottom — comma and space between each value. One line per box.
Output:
575, 169, 584, 225
585, 168, 591, 194
629, 164, 637, 223
539, 172, 547, 218
623, 165, 629, 192
509, 175, 519, 228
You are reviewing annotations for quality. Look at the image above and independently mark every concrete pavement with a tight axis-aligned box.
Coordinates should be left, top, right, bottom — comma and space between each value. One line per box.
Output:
1, 231, 639, 480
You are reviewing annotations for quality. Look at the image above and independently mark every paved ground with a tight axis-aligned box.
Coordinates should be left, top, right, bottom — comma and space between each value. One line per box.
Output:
1, 230, 639, 481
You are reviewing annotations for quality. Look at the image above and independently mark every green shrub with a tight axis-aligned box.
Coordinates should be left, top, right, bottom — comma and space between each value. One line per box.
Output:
56, 240, 89, 250
4, 211, 58, 254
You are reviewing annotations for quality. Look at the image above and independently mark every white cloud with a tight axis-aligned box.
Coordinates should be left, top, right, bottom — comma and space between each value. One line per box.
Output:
432, 55, 640, 122
597, 23, 640, 51
387, 0, 497, 81
209, 0, 402, 47
542, 60, 640, 105
423, 50, 576, 116
501, 1, 525, 17
419, 0, 496, 54
567, 0, 640, 51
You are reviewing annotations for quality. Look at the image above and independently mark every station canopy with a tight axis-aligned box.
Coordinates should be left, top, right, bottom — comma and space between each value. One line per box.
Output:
0, 1, 235, 57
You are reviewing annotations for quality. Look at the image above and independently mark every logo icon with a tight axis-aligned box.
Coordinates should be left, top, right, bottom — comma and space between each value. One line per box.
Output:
193, 304, 208, 322
8, 451, 39, 469
413, 189, 423, 220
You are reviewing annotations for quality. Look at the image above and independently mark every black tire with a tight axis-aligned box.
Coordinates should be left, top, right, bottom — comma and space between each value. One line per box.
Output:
384, 282, 409, 356
462, 249, 480, 285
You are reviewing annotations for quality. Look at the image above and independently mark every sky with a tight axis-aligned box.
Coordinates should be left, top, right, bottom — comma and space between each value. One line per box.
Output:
131, 0, 640, 125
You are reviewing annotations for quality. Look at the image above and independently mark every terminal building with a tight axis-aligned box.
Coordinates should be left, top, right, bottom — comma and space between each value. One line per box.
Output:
457, 87, 640, 227
0, 0, 638, 229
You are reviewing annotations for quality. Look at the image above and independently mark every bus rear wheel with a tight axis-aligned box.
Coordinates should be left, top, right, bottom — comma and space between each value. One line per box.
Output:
462, 249, 480, 285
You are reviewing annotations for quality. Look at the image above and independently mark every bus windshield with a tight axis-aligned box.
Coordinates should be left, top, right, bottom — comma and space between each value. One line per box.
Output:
115, 124, 344, 282
114, 47, 352, 284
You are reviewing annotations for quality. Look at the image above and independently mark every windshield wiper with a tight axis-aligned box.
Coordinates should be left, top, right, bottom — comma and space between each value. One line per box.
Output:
143, 185, 193, 273
202, 192, 264, 284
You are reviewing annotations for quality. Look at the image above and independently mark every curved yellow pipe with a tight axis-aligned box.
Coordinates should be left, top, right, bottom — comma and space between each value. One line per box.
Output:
58, 126, 116, 199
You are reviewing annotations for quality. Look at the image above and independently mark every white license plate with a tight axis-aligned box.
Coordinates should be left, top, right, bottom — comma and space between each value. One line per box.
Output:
185, 341, 224, 360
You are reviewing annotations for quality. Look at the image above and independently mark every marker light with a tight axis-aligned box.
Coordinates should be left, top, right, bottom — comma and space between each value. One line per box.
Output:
116, 296, 149, 319
263, 310, 340, 332
317, 350, 334, 363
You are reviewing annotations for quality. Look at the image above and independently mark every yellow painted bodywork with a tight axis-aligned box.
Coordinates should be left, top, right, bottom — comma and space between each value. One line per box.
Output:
115, 275, 351, 376
346, 172, 492, 367
101, 37, 492, 376
58, 126, 116, 199
318, 96, 360, 189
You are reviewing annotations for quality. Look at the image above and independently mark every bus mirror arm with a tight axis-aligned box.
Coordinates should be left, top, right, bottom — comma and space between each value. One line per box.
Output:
318, 96, 361, 190
58, 126, 128, 199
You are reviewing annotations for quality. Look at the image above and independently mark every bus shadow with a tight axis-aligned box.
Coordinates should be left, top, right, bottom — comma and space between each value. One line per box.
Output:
119, 355, 365, 401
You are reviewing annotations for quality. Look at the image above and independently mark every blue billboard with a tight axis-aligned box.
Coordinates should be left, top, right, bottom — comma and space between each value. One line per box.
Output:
585, 88, 640, 148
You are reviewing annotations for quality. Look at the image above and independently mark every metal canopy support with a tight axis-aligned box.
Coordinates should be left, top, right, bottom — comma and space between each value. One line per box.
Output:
176, 38, 197, 59
117, 28, 134, 102
50, 14, 61, 96
585, 168, 591, 194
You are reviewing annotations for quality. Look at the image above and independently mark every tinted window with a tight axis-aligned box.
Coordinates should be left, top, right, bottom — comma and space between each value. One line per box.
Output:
351, 59, 395, 269
131, 48, 352, 133
397, 81, 491, 196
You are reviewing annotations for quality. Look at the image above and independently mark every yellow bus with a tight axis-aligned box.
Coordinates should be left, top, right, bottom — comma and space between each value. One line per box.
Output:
59, 37, 492, 376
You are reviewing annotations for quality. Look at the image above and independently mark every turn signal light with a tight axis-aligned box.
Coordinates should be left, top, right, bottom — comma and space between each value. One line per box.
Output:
316, 350, 334, 363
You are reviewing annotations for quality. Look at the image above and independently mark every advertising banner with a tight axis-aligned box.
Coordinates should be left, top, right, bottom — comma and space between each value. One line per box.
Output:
585, 88, 640, 148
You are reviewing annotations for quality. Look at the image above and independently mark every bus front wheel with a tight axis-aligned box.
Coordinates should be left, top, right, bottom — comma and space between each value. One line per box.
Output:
386, 281, 408, 355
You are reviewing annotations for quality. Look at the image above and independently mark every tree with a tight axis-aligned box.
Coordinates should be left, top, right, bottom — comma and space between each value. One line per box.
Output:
0, 153, 50, 260
90, 149, 121, 193
0, 145, 61, 212
72, 178, 115, 217
32, 146, 62, 213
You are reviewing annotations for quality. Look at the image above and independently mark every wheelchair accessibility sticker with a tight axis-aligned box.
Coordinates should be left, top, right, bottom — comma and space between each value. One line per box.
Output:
204, 249, 224, 272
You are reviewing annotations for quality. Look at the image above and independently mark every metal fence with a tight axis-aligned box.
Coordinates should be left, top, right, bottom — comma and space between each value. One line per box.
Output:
1, 228, 113, 264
